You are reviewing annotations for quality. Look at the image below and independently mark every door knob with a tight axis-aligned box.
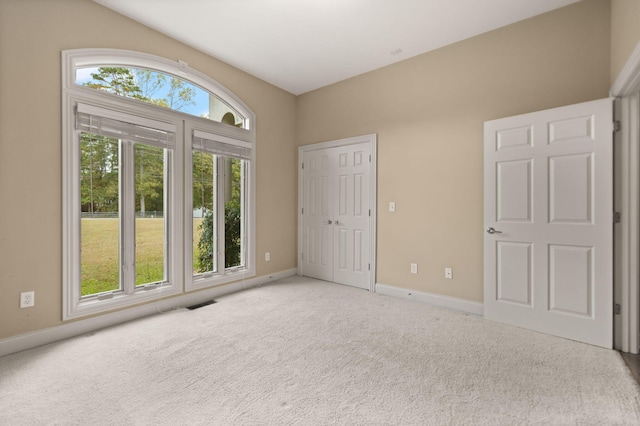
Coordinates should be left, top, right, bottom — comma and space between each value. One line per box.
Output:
327, 220, 333, 224
335, 220, 341, 226
486, 227, 502, 234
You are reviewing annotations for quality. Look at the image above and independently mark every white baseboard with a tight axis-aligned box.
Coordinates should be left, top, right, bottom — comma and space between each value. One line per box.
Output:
375, 282, 484, 316
0, 268, 297, 358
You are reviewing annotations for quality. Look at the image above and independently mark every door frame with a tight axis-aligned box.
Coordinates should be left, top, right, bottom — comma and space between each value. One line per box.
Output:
611, 41, 640, 353
298, 134, 378, 292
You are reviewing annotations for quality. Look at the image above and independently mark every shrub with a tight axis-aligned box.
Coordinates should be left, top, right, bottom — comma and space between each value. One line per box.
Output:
197, 199, 241, 272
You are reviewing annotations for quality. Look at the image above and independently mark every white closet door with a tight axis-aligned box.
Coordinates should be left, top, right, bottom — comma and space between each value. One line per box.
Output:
301, 141, 372, 290
333, 143, 370, 289
301, 148, 333, 282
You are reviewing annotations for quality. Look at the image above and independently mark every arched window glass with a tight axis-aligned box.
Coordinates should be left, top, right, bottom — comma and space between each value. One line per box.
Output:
75, 66, 247, 128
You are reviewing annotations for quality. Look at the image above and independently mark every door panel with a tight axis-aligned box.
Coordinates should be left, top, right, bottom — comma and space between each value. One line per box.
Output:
549, 154, 593, 223
548, 244, 593, 316
497, 159, 532, 222
497, 241, 532, 306
484, 98, 613, 348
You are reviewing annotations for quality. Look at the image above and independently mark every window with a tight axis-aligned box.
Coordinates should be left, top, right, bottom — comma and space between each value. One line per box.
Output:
63, 49, 256, 319
75, 66, 247, 128
78, 104, 175, 300
187, 130, 251, 290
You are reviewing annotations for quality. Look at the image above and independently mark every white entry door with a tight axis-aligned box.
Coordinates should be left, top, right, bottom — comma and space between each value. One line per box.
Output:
300, 138, 374, 290
484, 98, 613, 348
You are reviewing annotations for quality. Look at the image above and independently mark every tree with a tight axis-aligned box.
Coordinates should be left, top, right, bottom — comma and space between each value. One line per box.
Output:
224, 197, 242, 267
166, 76, 196, 111
80, 134, 119, 214
84, 66, 197, 111
196, 199, 241, 271
197, 209, 215, 272
81, 67, 197, 215
85, 67, 145, 100
196, 158, 243, 272
224, 158, 243, 267
192, 151, 215, 211
134, 69, 165, 104
133, 69, 196, 111
135, 145, 165, 215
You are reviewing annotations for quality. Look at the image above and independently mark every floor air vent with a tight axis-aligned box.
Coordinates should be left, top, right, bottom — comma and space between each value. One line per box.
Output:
186, 300, 216, 310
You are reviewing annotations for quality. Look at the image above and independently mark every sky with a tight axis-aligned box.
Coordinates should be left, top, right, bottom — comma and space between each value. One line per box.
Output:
75, 67, 211, 118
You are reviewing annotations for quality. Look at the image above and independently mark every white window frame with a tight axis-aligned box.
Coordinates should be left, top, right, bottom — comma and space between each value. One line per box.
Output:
185, 122, 255, 291
62, 49, 256, 320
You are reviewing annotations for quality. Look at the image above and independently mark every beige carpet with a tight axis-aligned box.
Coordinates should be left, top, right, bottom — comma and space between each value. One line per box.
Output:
1, 276, 639, 425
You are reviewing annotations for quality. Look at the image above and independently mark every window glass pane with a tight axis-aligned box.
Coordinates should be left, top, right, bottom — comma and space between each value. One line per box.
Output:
225, 158, 244, 269
75, 66, 246, 128
80, 133, 121, 296
193, 151, 217, 275
135, 144, 166, 286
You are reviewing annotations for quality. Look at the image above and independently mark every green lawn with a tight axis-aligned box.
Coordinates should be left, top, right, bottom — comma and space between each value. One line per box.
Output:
81, 219, 120, 295
81, 218, 204, 295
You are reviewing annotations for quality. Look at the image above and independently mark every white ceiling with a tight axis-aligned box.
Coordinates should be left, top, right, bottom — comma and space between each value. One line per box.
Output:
94, 0, 581, 95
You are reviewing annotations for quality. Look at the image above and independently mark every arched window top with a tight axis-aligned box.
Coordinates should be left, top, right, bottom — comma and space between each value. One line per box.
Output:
62, 49, 255, 132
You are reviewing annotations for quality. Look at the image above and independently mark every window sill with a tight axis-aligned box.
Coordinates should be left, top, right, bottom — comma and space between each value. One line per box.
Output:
186, 268, 255, 292
64, 283, 181, 321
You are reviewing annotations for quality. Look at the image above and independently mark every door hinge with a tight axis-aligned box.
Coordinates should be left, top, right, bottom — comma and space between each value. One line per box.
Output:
369, 155, 371, 162
301, 162, 304, 169
614, 212, 621, 224
301, 252, 304, 260
615, 303, 621, 315
614, 121, 622, 133
368, 263, 370, 271
301, 208, 304, 215
369, 209, 371, 216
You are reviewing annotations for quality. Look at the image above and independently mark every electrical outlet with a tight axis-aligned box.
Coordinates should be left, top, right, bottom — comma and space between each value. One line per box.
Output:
445, 268, 453, 279
410, 263, 418, 274
20, 291, 35, 308
265, 252, 271, 261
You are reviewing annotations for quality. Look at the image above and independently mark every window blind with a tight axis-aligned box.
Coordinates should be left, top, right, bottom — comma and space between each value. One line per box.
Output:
192, 129, 251, 160
76, 103, 175, 148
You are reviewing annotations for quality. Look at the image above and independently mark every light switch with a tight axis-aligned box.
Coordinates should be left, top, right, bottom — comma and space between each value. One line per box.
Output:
389, 202, 396, 212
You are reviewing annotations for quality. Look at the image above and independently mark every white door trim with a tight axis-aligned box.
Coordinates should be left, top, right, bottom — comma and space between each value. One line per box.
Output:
611, 41, 640, 354
298, 134, 377, 292
611, 42, 640, 96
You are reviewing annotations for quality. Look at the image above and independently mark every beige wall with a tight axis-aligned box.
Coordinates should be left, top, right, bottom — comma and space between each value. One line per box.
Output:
0, 0, 298, 339
296, 0, 611, 302
611, 0, 640, 84
0, 0, 623, 343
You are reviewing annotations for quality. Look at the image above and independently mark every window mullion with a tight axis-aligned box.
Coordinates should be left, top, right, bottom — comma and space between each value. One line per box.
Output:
241, 160, 248, 267
120, 140, 136, 293
163, 148, 171, 283
72, 130, 83, 304
216, 156, 226, 272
